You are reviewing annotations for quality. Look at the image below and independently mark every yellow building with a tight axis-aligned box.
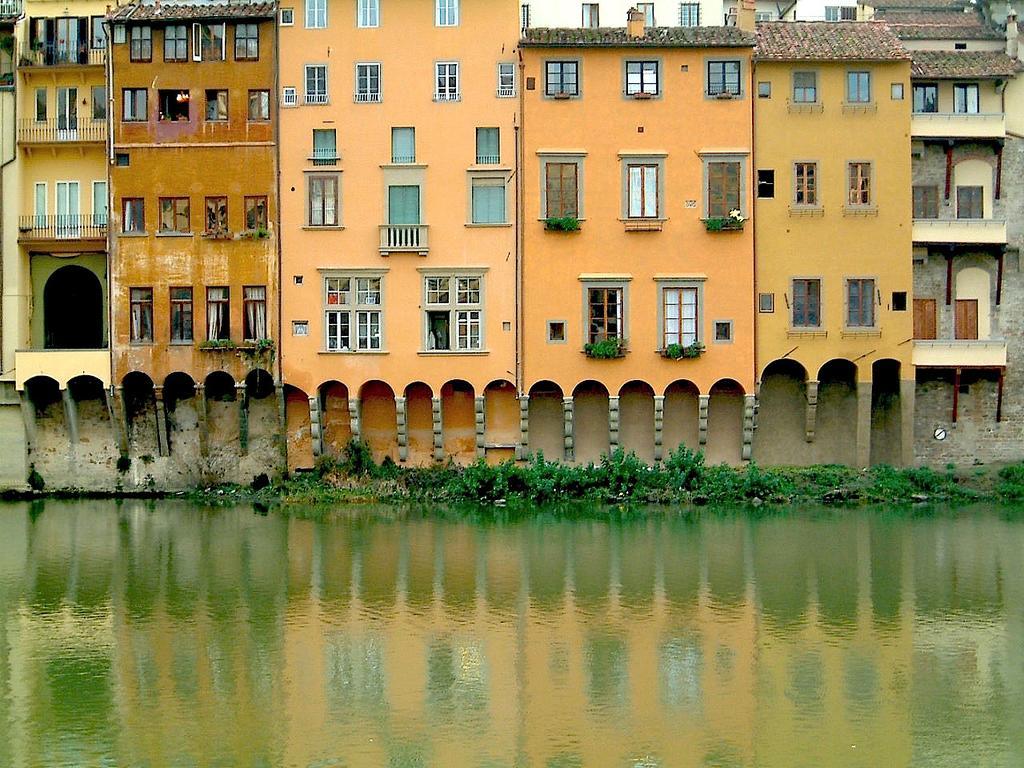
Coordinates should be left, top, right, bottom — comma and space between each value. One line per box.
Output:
519, 9, 757, 466
278, 0, 521, 469
752, 21, 915, 467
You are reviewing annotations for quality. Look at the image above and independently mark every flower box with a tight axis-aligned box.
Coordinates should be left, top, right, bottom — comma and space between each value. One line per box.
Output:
584, 338, 627, 359
544, 216, 581, 232
704, 210, 746, 232
662, 342, 705, 360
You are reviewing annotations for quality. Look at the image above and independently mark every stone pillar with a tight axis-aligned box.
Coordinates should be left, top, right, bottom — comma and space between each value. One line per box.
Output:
113, 385, 130, 457
653, 395, 665, 462
697, 394, 710, 446
237, 383, 249, 457
347, 398, 361, 442
856, 381, 872, 468
19, 390, 37, 455
308, 395, 323, 458
562, 396, 575, 462
431, 396, 444, 462
900, 379, 916, 467
742, 394, 756, 461
608, 395, 620, 452
517, 395, 530, 460
805, 380, 819, 443
395, 396, 408, 462
153, 386, 169, 457
61, 388, 79, 446
195, 384, 208, 458
276, 384, 288, 473
474, 396, 486, 460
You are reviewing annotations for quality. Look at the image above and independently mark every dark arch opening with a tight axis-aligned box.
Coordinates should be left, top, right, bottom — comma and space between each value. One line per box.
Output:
246, 368, 275, 400
68, 375, 105, 402
44, 265, 103, 349
121, 372, 155, 421
163, 373, 196, 412
205, 371, 236, 402
25, 376, 61, 412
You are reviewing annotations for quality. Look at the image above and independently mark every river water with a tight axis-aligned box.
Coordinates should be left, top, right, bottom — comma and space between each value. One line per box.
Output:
0, 500, 1020, 767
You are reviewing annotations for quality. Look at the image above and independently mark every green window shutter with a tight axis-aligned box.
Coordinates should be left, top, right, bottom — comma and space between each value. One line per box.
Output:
388, 185, 420, 225
472, 184, 504, 224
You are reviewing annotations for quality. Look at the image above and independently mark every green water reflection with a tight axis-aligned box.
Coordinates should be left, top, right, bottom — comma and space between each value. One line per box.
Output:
0, 501, 1021, 767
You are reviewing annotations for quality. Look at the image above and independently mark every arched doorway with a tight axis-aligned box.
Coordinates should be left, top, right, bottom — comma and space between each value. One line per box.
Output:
44, 265, 103, 349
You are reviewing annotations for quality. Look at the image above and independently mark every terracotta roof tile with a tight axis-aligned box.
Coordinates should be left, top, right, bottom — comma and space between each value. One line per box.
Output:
877, 9, 1004, 39
110, 0, 276, 22
858, 0, 969, 9
755, 21, 909, 61
911, 50, 1023, 78
520, 26, 755, 48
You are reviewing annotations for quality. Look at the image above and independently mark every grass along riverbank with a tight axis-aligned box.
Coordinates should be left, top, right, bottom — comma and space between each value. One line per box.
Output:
189, 441, 1024, 509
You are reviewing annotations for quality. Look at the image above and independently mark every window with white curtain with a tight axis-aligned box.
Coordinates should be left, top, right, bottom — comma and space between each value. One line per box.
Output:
306, 0, 327, 28
424, 275, 483, 351
308, 175, 339, 226
358, 0, 379, 27
436, 0, 459, 26
662, 286, 700, 348
206, 287, 230, 340
628, 164, 658, 218
325, 276, 383, 351
243, 286, 268, 341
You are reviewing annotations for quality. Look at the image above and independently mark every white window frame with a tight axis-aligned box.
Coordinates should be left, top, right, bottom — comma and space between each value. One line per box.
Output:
627, 164, 659, 219
435, 61, 460, 102
122, 88, 148, 122
191, 22, 225, 62
497, 62, 516, 98
423, 273, 485, 352
436, 0, 459, 26
305, 0, 327, 28
625, 60, 659, 96
658, 282, 703, 350
357, 0, 379, 27
280, 7, 295, 25
308, 174, 340, 226
304, 64, 328, 105
282, 87, 297, 107
92, 180, 108, 225
678, 2, 699, 26
469, 176, 507, 225
355, 62, 382, 103
324, 274, 384, 352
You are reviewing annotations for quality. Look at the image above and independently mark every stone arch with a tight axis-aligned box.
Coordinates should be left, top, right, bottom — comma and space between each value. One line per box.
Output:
706, 378, 745, 465
441, 379, 476, 463
203, 371, 239, 454
318, 381, 352, 456
663, 379, 699, 456
43, 264, 103, 349
572, 380, 610, 464
204, 371, 237, 403
871, 359, 903, 467
815, 359, 858, 465
162, 372, 198, 456
68, 374, 106, 403
483, 379, 518, 463
618, 380, 655, 463
404, 382, 434, 465
360, 380, 398, 462
162, 372, 196, 412
527, 380, 564, 460
25, 375, 62, 414
753, 359, 810, 466
284, 384, 314, 472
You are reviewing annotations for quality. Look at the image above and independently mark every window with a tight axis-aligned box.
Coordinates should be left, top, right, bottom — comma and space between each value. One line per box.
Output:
582, 3, 599, 27
471, 178, 506, 224
846, 71, 871, 103
638, 2, 654, 24
545, 162, 578, 218
707, 60, 741, 96
957, 186, 983, 219
425, 275, 482, 351
195, 23, 225, 61
627, 164, 658, 218
891, 82, 904, 100
115, 153, 130, 167
626, 60, 659, 96
243, 286, 268, 341
164, 25, 187, 61
758, 81, 771, 98
356, 63, 381, 102
913, 83, 938, 113
792, 279, 820, 328
282, 87, 297, 107
757, 170, 775, 199
170, 288, 193, 343
706, 160, 741, 218
91, 16, 106, 49
758, 293, 775, 313
306, 0, 327, 28
205, 196, 228, 235
113, 24, 126, 44
663, 286, 699, 348
498, 63, 516, 97
205, 89, 228, 121
280, 8, 294, 25
305, 64, 328, 104
793, 71, 817, 103
913, 185, 939, 219
521, 2, 531, 30
248, 90, 270, 120
130, 288, 154, 343
325, 276, 382, 351
545, 61, 579, 97
588, 287, 623, 343
954, 83, 980, 114
547, 320, 566, 342
476, 127, 499, 164
679, 3, 700, 26
391, 127, 415, 163
130, 26, 152, 61
436, 0, 459, 26
892, 291, 907, 312
794, 162, 817, 206
34, 88, 46, 122
245, 196, 268, 231
91, 86, 106, 120
847, 162, 871, 206
388, 185, 420, 224
158, 89, 189, 121
825, 5, 856, 20
235, 23, 258, 60
159, 197, 190, 233
93, 181, 107, 226
123, 198, 145, 233
313, 129, 338, 165
308, 175, 339, 226
435, 62, 460, 101
847, 278, 875, 327
293, 320, 309, 336
358, 0, 379, 27
206, 287, 230, 341
714, 321, 733, 342
754, 11, 773, 21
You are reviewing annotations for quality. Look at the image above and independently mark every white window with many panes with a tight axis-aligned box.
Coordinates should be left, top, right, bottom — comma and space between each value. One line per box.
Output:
306, 0, 326, 28
435, 62, 460, 101
324, 275, 383, 351
436, 0, 459, 26
424, 274, 483, 351
356, 62, 381, 102
357, 0, 379, 26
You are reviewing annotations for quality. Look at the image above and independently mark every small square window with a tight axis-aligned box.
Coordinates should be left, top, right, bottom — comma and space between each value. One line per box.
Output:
547, 320, 566, 343
757, 81, 771, 98
758, 293, 775, 313
757, 169, 775, 199
280, 7, 294, 24
891, 82, 905, 100
292, 320, 309, 336
115, 153, 130, 167
892, 291, 907, 311
293, 275, 304, 285
954, 42, 967, 50
714, 321, 733, 343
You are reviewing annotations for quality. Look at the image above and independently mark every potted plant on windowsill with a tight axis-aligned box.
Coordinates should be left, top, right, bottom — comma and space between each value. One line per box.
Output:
202, 227, 232, 240
584, 337, 627, 359
704, 209, 746, 232
239, 227, 270, 240
715, 90, 736, 100
199, 339, 237, 351
662, 342, 705, 360
544, 216, 581, 232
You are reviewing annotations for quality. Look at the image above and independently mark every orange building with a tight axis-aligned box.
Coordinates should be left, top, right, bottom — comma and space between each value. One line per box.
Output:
519, 9, 757, 465
107, 0, 279, 465
278, 0, 521, 469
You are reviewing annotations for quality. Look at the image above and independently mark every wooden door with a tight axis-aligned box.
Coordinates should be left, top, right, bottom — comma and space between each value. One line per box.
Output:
955, 299, 978, 340
913, 298, 936, 340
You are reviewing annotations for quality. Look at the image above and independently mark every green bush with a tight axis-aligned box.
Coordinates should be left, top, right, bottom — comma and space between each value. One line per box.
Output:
663, 342, 704, 360
583, 338, 625, 359
544, 216, 581, 232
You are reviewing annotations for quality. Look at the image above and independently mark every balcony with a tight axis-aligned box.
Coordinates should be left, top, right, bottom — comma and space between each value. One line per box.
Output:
913, 339, 1007, 369
911, 112, 1005, 140
18, 118, 106, 145
379, 224, 429, 255
15, 349, 111, 390
19, 44, 105, 68
912, 218, 1006, 246
0, 0, 22, 18
18, 215, 107, 247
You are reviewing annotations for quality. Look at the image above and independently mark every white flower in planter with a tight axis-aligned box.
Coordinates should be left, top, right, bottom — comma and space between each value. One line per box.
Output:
729, 209, 746, 222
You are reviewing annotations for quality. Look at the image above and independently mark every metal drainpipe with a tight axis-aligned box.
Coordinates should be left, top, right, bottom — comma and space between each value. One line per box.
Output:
0, 29, 18, 382
103, 19, 115, 398
516, 48, 525, 398
750, 55, 758, 393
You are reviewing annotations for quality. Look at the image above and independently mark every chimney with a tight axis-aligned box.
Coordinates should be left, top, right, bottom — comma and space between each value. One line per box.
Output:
627, 6, 645, 39
1007, 7, 1019, 59
737, 0, 756, 32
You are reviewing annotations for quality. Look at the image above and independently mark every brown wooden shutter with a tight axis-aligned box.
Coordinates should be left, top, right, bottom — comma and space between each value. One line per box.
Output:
954, 299, 978, 340
913, 298, 936, 340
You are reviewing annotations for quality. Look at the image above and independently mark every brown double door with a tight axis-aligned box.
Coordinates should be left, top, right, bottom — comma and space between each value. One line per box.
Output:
913, 298, 979, 340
